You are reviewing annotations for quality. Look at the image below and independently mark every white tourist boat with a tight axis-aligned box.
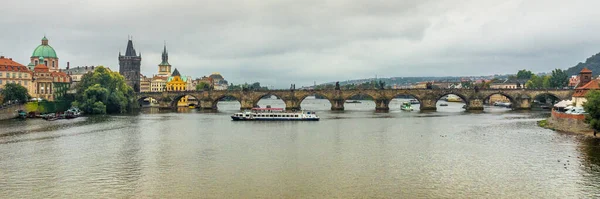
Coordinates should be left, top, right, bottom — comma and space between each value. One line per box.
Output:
231, 108, 320, 121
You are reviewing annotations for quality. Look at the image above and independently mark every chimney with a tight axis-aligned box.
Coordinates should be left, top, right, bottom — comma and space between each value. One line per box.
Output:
9, 58, 12, 60
0, 56, 4, 59
85, 66, 88, 69
67, 62, 70, 69
91, 65, 94, 70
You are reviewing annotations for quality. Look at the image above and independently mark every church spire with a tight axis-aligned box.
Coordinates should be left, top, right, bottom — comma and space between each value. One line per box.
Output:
160, 42, 170, 66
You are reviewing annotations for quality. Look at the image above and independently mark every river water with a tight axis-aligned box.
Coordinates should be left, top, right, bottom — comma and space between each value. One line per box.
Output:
1, 99, 599, 198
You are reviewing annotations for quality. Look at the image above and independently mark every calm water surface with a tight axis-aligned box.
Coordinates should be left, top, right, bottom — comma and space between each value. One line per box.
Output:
1, 99, 599, 198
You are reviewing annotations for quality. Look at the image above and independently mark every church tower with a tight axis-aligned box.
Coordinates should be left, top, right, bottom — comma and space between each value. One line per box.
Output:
157, 43, 172, 77
119, 38, 142, 92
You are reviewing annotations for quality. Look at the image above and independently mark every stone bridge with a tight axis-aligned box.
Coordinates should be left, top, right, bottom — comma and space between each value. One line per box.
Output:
136, 88, 573, 111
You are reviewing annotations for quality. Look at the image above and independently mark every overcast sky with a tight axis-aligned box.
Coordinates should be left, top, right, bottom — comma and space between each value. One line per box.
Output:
2, 0, 600, 88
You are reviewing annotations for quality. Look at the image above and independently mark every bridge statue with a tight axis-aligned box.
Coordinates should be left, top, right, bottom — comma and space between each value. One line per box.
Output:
335, 82, 340, 90
379, 81, 385, 90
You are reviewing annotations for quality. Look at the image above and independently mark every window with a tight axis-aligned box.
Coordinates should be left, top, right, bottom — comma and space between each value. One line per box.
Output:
52, 61, 55, 68
0, 72, 2, 77
18, 73, 22, 78
35, 60, 38, 65
0, 79, 2, 84
44, 61, 48, 66
24, 81, 28, 86
18, 81, 21, 85
12, 73, 15, 78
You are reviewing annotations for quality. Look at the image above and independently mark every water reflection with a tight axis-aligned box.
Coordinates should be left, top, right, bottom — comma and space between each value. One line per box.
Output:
0, 99, 599, 198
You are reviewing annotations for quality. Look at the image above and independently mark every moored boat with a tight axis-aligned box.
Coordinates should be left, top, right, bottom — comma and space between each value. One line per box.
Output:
440, 103, 448, 106
345, 100, 361, 104
401, 102, 413, 111
231, 108, 319, 121
409, 99, 419, 104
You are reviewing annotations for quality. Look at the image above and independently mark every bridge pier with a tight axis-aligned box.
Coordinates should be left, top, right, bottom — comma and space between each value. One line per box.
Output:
242, 100, 255, 110
375, 99, 390, 111
465, 99, 484, 111
158, 100, 172, 109
331, 99, 345, 111
514, 97, 532, 110
420, 98, 437, 111
199, 100, 216, 110
284, 99, 301, 111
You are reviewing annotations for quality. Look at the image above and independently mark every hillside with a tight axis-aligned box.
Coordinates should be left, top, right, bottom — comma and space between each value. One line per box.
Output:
566, 52, 600, 76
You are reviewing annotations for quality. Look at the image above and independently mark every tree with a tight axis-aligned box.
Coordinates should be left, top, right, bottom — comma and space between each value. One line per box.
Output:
196, 82, 210, 91
584, 90, 600, 131
1, 83, 30, 104
72, 66, 134, 114
525, 75, 544, 88
516, 69, 534, 79
549, 69, 569, 88
542, 75, 551, 88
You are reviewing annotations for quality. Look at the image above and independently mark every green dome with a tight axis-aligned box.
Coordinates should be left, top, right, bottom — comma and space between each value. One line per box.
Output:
32, 45, 57, 58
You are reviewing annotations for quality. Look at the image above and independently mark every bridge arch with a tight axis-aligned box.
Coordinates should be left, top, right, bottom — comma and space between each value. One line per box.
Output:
169, 94, 200, 108
531, 92, 561, 107
298, 92, 334, 111
435, 92, 470, 104
253, 92, 286, 108
483, 92, 518, 109
388, 93, 422, 110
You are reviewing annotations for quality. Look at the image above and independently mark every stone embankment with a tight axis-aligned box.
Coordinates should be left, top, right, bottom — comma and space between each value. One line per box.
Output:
0, 104, 24, 121
543, 110, 596, 137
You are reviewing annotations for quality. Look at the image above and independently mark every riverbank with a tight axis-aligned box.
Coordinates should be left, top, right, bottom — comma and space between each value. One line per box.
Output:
539, 110, 598, 138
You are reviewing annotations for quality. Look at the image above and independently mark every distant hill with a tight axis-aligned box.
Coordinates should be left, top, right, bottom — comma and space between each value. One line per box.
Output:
566, 52, 600, 76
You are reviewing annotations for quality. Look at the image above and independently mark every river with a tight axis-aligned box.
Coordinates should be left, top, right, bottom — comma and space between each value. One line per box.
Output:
1, 99, 599, 198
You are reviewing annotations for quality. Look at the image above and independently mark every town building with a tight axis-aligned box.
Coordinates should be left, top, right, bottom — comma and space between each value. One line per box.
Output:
31, 57, 71, 101
489, 79, 526, 89
572, 68, 597, 107
166, 68, 186, 91
568, 75, 580, 88
150, 76, 167, 92
140, 74, 151, 92
119, 39, 142, 92
0, 56, 33, 92
27, 36, 60, 72
63, 65, 94, 83
209, 73, 228, 90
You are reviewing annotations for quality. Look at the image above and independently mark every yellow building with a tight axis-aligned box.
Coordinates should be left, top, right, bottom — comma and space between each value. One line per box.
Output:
166, 68, 194, 107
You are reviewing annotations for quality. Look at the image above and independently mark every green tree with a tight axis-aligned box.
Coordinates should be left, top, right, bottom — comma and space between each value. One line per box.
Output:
196, 82, 210, 91
584, 90, 600, 131
525, 75, 544, 88
549, 69, 569, 88
1, 83, 30, 104
542, 75, 551, 88
72, 66, 134, 114
516, 69, 534, 79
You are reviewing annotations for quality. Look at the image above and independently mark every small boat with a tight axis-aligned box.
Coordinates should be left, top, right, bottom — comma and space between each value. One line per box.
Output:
345, 100, 361, 104
17, 110, 27, 119
440, 103, 448, 106
401, 102, 413, 111
231, 108, 319, 121
65, 107, 82, 119
188, 104, 196, 109
409, 99, 419, 104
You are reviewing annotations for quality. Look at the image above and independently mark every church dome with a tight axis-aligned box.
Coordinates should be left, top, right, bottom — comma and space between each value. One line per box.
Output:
31, 36, 58, 59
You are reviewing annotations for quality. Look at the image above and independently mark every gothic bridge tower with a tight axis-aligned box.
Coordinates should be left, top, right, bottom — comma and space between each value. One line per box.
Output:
119, 38, 142, 92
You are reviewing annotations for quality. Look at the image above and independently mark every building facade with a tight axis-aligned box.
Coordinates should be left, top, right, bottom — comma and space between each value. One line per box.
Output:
0, 56, 33, 92
140, 74, 151, 93
572, 68, 597, 107
119, 39, 142, 92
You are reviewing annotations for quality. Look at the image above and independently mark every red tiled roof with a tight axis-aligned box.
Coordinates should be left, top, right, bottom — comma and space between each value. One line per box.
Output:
33, 64, 49, 72
580, 68, 592, 73
573, 79, 600, 97
51, 71, 69, 77
0, 57, 31, 73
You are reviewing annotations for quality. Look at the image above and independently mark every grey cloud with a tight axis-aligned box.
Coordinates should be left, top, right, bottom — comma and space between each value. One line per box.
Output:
2, 0, 600, 88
